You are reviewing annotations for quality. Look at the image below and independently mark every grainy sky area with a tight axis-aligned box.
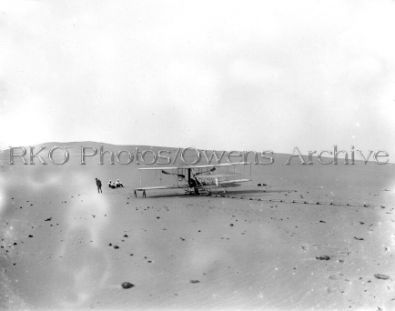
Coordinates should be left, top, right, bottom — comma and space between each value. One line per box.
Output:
0, 0, 395, 155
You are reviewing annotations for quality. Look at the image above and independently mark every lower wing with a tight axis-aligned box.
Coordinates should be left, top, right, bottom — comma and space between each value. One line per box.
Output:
217, 178, 251, 186
135, 185, 187, 191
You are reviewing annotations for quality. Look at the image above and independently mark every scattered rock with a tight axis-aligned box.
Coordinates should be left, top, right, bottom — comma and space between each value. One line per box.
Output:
374, 274, 390, 280
316, 255, 331, 261
121, 282, 135, 289
190, 280, 200, 284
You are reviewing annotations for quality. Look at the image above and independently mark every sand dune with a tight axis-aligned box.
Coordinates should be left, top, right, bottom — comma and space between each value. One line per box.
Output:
0, 143, 394, 310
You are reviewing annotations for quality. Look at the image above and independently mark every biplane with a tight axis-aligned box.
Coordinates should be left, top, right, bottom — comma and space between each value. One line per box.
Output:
134, 162, 251, 198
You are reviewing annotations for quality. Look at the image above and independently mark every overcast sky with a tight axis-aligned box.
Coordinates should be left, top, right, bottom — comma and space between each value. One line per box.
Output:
1, 0, 395, 155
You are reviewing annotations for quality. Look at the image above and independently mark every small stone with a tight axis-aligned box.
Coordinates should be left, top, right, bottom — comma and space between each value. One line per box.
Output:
374, 274, 390, 280
190, 280, 200, 284
316, 255, 331, 261
121, 282, 135, 289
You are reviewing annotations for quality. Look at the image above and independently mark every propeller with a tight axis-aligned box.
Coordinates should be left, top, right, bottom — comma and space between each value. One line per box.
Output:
194, 167, 216, 176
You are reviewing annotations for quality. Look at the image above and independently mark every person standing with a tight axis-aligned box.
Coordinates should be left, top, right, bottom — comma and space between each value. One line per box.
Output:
95, 178, 102, 194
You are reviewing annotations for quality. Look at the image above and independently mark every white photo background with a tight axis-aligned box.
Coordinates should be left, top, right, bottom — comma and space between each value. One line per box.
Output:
0, 0, 394, 156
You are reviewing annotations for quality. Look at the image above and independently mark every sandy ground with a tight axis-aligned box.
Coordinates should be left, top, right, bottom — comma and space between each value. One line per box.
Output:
0, 143, 395, 310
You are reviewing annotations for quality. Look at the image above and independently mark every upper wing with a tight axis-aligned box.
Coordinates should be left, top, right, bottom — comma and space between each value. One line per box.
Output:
138, 162, 249, 170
